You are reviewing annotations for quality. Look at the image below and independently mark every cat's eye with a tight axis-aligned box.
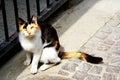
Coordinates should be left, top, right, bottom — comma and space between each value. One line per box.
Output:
24, 29, 27, 31
30, 26, 34, 29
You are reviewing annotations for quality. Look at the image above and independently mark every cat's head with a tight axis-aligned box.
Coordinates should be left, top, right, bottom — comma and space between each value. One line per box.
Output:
18, 15, 40, 38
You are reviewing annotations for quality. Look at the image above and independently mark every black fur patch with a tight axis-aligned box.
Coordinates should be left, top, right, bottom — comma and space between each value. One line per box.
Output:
85, 54, 103, 64
39, 20, 60, 51
43, 41, 60, 51
18, 18, 25, 25
23, 23, 28, 29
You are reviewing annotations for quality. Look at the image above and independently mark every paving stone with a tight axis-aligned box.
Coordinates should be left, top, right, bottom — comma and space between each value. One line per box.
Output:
109, 56, 120, 66
62, 62, 79, 72
100, 26, 113, 33
79, 46, 92, 54
104, 38, 115, 45
72, 71, 87, 80
102, 73, 118, 80
84, 37, 101, 48
105, 18, 120, 28
95, 31, 109, 40
26, 76, 50, 80
77, 62, 92, 72
19, 74, 72, 80
68, 59, 82, 64
110, 46, 120, 55
97, 42, 111, 51
58, 70, 69, 76
115, 40, 120, 47
21, 75, 51, 80
50, 76, 72, 80
117, 78, 120, 80
109, 32, 120, 40
114, 27, 120, 33
89, 66, 103, 74
106, 66, 120, 73
85, 75, 101, 80
90, 50, 105, 57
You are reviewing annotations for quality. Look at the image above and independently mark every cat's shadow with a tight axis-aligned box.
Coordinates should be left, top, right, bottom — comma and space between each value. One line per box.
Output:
60, 45, 65, 52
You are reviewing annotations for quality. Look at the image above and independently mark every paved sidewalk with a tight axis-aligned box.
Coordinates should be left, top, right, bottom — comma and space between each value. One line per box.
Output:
79, 14, 120, 80
57, 13, 120, 80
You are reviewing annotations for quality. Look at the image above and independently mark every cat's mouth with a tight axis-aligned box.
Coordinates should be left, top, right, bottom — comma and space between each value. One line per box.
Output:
26, 34, 35, 39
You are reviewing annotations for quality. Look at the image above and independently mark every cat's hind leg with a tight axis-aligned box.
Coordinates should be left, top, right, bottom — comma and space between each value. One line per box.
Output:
49, 57, 61, 64
40, 47, 61, 71
40, 57, 61, 71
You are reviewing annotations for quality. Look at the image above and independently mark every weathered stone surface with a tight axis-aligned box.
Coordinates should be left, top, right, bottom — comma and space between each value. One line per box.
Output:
105, 18, 120, 28
102, 73, 118, 80
58, 70, 69, 76
18, 74, 73, 80
72, 71, 87, 80
26, 76, 50, 80
100, 26, 113, 33
110, 46, 120, 55
79, 46, 92, 53
62, 62, 79, 72
89, 66, 103, 74
50, 76, 73, 80
114, 27, 120, 33
77, 63, 92, 72
110, 56, 120, 66
109, 33, 120, 40
115, 40, 120, 46
106, 66, 120, 73
85, 75, 101, 80
84, 37, 101, 48
97, 42, 111, 51
104, 38, 115, 45
95, 31, 109, 40
68, 59, 82, 65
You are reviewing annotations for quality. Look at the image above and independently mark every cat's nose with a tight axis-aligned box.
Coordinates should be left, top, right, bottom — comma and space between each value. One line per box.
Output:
28, 32, 31, 35
27, 31, 31, 35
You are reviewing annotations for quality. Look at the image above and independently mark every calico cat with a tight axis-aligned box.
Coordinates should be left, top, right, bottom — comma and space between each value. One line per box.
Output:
18, 15, 103, 74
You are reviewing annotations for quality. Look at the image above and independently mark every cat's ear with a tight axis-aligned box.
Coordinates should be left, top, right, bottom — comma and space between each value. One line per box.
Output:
31, 15, 38, 24
17, 18, 25, 26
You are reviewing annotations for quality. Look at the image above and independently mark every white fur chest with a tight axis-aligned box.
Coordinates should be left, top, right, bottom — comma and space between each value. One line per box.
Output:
19, 33, 42, 52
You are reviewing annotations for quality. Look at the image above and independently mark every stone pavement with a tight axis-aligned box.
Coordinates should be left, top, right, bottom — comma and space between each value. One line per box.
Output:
16, 11, 120, 80
57, 13, 120, 80
81, 13, 120, 80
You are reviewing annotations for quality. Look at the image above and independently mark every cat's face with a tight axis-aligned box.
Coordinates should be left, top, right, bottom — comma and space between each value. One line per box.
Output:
18, 16, 40, 38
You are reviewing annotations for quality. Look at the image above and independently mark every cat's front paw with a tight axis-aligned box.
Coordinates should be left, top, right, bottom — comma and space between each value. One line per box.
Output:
30, 67, 38, 74
24, 60, 31, 65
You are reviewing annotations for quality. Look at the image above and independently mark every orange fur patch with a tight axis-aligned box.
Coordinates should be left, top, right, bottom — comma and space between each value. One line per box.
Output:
54, 41, 59, 48
80, 53, 87, 61
19, 25, 25, 32
61, 52, 80, 59
19, 23, 40, 32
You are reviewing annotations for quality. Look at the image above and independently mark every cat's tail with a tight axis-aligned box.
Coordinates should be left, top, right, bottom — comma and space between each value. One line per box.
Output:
59, 52, 103, 64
